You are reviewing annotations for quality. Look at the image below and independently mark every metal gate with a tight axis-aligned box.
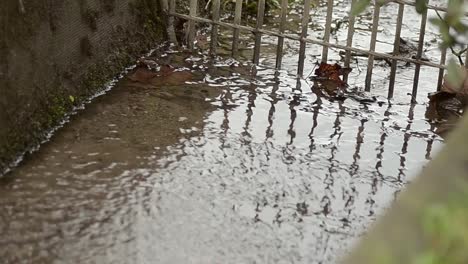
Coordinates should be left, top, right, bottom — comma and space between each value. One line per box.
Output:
161, 0, 468, 101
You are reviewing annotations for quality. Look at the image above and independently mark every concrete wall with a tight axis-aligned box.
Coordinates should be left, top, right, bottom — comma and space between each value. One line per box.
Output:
0, 0, 165, 173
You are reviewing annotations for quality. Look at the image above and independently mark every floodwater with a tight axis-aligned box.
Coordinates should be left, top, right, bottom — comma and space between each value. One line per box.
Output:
0, 1, 450, 263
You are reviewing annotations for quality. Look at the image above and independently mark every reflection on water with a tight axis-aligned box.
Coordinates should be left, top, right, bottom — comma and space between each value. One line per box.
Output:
0, 1, 448, 263
0, 49, 443, 263
145, 64, 442, 263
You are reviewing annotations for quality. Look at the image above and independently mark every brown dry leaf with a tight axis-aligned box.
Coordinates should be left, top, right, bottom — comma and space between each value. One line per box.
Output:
314, 62, 352, 87
150, 70, 193, 86
127, 65, 193, 87
128, 67, 159, 83
426, 91, 464, 137
136, 58, 159, 69
311, 62, 351, 99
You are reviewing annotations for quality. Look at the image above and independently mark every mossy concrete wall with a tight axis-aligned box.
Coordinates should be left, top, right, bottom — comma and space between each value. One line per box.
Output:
0, 0, 165, 173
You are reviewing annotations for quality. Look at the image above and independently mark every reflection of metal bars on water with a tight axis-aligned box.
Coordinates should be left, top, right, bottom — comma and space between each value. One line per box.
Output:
161, 0, 468, 101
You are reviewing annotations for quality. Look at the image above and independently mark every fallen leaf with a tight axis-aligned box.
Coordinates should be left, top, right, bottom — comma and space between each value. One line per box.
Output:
127, 67, 159, 83
127, 65, 193, 87
311, 62, 352, 98
426, 91, 464, 137
314, 62, 352, 86
150, 70, 193, 86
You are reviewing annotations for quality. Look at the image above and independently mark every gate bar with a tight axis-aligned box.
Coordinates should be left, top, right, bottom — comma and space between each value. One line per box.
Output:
232, 0, 243, 58
169, 0, 176, 29
388, 3, 405, 99
187, 0, 198, 50
411, 0, 429, 103
322, 0, 334, 62
344, 0, 357, 83
275, 0, 289, 69
210, 0, 221, 56
169, 12, 448, 70
297, 0, 312, 76
161, 0, 178, 45
437, 47, 447, 91
253, 0, 266, 64
365, 1, 381, 91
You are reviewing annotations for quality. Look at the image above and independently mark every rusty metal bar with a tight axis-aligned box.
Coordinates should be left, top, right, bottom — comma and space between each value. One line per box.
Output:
253, 0, 266, 64
344, 0, 357, 83
232, 0, 243, 58
298, 0, 312, 76
388, 3, 404, 99
169, 12, 449, 70
365, 1, 381, 91
275, 0, 289, 69
437, 47, 447, 91
322, 0, 334, 62
210, 0, 221, 56
187, 0, 198, 50
411, 0, 428, 103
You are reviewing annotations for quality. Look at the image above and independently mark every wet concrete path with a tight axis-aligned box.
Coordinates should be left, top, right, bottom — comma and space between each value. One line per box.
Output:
0, 1, 450, 263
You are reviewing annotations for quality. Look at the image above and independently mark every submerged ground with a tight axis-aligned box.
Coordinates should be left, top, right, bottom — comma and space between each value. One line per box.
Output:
0, 1, 451, 263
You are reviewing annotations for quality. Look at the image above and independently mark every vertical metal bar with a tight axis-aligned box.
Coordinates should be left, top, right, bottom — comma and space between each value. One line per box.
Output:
187, 0, 198, 50
210, 0, 221, 56
437, 47, 447, 91
253, 0, 266, 64
169, 0, 176, 15
162, 0, 178, 45
322, 0, 334, 62
411, 0, 428, 103
275, 0, 289, 69
344, 0, 357, 83
18, 0, 25, 13
388, 3, 404, 99
365, 1, 381, 92
232, 0, 243, 58
297, 0, 312, 77
161, 0, 168, 13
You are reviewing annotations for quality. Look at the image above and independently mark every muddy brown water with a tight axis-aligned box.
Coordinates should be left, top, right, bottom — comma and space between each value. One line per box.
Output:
0, 1, 450, 263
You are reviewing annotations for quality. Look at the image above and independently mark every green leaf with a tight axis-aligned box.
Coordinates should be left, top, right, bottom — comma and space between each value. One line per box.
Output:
412, 252, 439, 264
428, 17, 443, 27
446, 60, 466, 92
415, 0, 428, 14
446, 0, 464, 26
351, 0, 370, 16
69, 95, 75, 103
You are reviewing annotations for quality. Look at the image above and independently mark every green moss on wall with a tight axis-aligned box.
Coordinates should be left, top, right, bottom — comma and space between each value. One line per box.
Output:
0, 0, 166, 174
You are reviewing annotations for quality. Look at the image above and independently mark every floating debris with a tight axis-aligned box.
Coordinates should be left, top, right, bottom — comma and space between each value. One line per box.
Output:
426, 68, 468, 137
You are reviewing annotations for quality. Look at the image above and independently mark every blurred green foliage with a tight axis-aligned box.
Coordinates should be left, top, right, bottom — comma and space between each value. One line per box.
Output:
416, 187, 468, 264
